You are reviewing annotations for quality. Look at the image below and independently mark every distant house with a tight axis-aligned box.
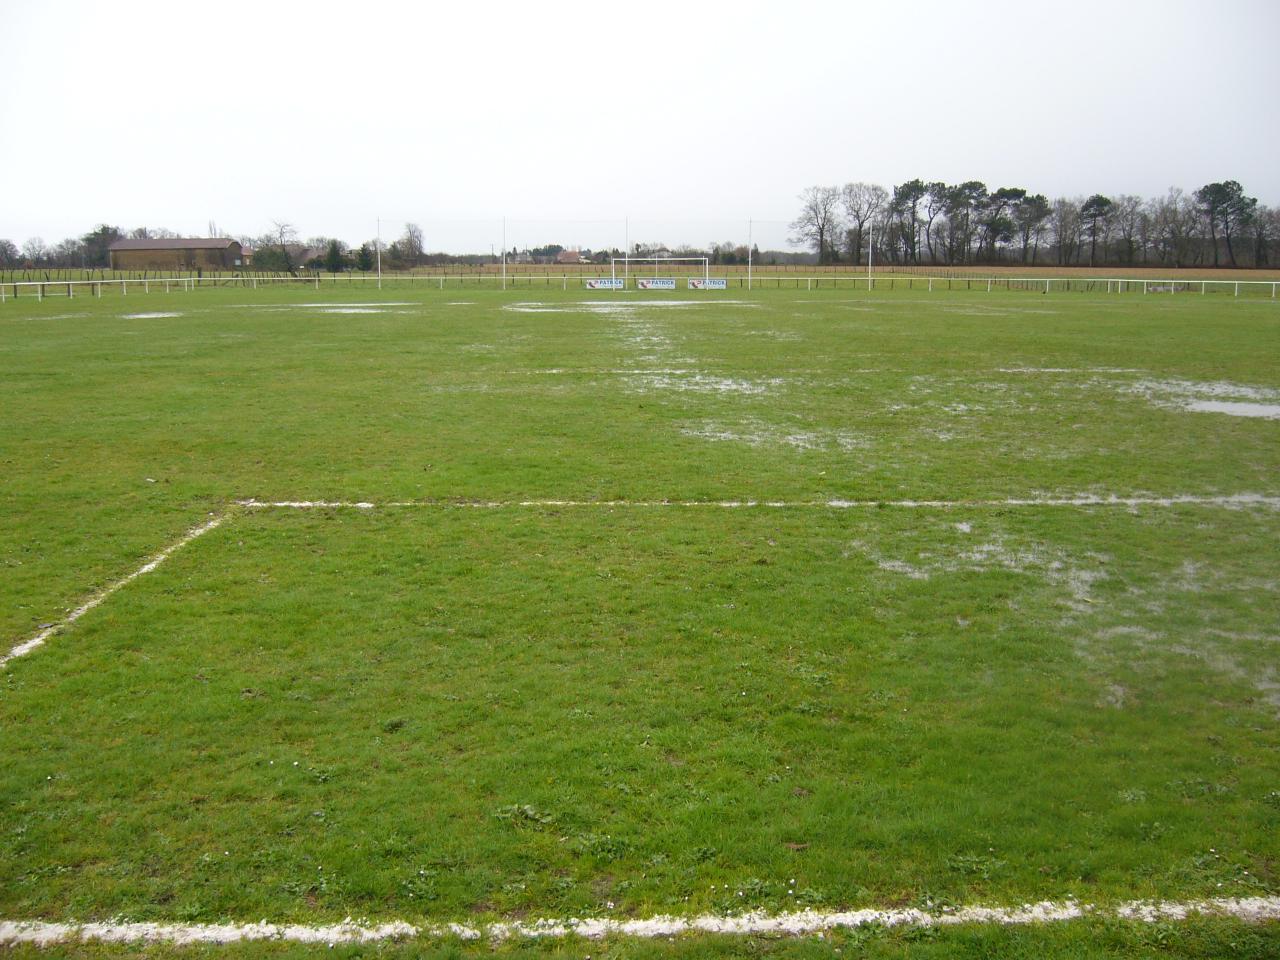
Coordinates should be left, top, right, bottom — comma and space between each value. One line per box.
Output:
555, 249, 589, 265
108, 238, 243, 271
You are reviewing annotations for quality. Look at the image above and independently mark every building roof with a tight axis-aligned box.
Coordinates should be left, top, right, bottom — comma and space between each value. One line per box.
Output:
109, 238, 240, 251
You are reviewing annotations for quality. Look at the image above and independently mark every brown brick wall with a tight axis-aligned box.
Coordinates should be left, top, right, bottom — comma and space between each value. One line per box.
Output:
109, 243, 242, 271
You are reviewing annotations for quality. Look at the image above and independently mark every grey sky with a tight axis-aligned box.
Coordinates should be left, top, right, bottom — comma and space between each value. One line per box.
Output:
2, 0, 1277, 253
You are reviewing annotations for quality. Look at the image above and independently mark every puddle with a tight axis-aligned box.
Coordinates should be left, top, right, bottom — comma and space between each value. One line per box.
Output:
1184, 401, 1280, 420
294, 302, 414, 308
121, 312, 182, 319
854, 530, 1107, 613
682, 418, 867, 451
627, 374, 784, 396
504, 299, 755, 315
997, 367, 1142, 374
1124, 377, 1280, 419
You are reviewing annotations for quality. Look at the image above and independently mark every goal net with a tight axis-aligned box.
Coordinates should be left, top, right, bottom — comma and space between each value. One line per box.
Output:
608, 256, 710, 290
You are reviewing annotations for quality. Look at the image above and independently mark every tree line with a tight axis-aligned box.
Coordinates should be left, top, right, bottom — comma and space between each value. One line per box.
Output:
791, 180, 1276, 269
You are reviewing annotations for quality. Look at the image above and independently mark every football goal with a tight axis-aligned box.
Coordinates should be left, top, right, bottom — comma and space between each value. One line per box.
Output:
610, 256, 710, 290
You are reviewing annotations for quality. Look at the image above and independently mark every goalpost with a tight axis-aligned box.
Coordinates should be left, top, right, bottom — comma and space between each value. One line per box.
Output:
608, 256, 710, 289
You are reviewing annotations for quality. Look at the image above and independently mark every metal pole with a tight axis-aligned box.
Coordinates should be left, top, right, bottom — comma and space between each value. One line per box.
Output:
867, 222, 874, 291
747, 219, 753, 291
376, 217, 382, 291
502, 217, 507, 291
624, 217, 629, 286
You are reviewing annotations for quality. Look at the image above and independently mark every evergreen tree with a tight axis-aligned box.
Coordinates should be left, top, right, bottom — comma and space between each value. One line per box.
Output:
324, 240, 345, 273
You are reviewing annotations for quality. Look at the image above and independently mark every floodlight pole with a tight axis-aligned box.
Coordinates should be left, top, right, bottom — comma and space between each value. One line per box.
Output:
376, 217, 382, 291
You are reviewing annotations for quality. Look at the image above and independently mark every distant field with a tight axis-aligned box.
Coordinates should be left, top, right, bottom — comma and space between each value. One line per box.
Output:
1, 286, 1277, 957
6, 263, 1280, 287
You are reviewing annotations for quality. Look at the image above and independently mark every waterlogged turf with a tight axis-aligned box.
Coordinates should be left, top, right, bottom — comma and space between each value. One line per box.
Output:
1, 285, 1278, 953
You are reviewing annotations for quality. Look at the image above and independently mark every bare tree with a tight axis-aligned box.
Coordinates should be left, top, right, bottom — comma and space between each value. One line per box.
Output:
840, 182, 887, 265
1050, 198, 1082, 265
272, 221, 298, 272
401, 223, 425, 265
791, 186, 841, 264
0, 239, 19, 268
1110, 195, 1144, 266
1149, 188, 1198, 268
22, 237, 48, 264
1251, 206, 1279, 267
52, 237, 85, 267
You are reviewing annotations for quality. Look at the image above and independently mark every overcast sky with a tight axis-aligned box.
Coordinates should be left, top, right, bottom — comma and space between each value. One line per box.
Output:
2, 0, 1277, 253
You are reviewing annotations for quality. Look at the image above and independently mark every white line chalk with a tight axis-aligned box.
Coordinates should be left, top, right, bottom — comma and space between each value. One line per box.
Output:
1, 896, 1277, 946
1, 514, 227, 669
237, 494, 1280, 510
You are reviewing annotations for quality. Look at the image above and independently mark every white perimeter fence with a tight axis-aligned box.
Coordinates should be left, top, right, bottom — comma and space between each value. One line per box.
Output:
1, 274, 1278, 302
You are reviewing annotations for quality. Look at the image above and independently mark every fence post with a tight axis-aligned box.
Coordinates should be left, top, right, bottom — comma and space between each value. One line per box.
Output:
987, 279, 991, 293
928, 278, 933, 292
1044, 279, 1049, 294
1142, 281, 1147, 295
68, 283, 73, 299
807, 278, 811, 291
1201, 281, 1206, 295
144, 280, 149, 294
1234, 282, 1239, 298
123, 281, 127, 296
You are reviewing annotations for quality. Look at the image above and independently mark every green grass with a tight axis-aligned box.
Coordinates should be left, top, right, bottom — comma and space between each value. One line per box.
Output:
1, 286, 1277, 955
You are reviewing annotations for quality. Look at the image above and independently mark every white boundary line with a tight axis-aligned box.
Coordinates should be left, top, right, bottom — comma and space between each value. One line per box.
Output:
1, 897, 1277, 946
0, 513, 227, 669
238, 494, 1280, 510
6, 493, 1277, 667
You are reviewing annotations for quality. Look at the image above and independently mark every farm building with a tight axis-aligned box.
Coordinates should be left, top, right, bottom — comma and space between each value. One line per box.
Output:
108, 238, 244, 271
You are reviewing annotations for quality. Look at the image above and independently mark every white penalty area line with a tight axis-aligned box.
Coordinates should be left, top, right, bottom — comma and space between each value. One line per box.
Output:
7, 491, 1277, 668
238, 494, 1280, 510
2, 896, 1278, 946
0, 513, 227, 669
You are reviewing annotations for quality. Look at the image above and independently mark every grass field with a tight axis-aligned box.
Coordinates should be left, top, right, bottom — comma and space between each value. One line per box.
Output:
1, 286, 1278, 957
